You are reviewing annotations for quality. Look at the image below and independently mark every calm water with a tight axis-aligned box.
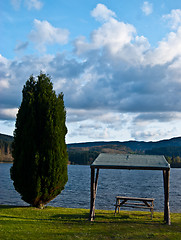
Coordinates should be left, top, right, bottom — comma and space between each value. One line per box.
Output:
0, 164, 181, 212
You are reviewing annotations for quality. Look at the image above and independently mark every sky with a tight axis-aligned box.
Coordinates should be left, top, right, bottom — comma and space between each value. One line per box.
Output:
1, 1, 181, 143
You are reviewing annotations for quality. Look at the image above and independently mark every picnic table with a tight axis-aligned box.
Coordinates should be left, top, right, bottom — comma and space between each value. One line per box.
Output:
114, 196, 154, 219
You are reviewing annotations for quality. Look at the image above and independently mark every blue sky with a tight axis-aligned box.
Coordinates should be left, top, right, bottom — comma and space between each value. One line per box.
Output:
1, 0, 181, 143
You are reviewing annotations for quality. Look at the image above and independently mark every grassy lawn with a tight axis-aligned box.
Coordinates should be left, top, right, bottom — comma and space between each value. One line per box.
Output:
0, 205, 181, 240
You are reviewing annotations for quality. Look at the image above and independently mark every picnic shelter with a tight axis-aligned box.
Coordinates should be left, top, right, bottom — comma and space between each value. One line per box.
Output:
89, 153, 171, 225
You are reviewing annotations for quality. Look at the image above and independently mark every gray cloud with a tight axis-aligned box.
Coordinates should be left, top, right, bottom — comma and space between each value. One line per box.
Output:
131, 127, 175, 141
61, 57, 181, 114
1, 50, 181, 122
14, 41, 29, 51
134, 112, 176, 123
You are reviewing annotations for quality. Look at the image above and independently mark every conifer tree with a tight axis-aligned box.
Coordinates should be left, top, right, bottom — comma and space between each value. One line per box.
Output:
11, 73, 68, 208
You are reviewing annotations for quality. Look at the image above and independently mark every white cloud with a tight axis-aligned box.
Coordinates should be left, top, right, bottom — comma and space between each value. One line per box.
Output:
75, 4, 152, 64
0, 54, 8, 65
141, 1, 153, 16
0, 54, 10, 91
11, 0, 22, 10
25, 0, 43, 10
135, 36, 150, 51
131, 129, 165, 141
11, 0, 43, 10
131, 120, 178, 142
92, 18, 136, 53
29, 19, 69, 52
143, 9, 181, 66
0, 108, 18, 120
66, 111, 132, 142
0, 53, 55, 117
75, 18, 136, 55
91, 3, 116, 22
163, 9, 181, 30
145, 26, 181, 65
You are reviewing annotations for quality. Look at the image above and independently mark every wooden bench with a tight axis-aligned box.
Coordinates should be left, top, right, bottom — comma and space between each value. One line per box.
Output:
114, 196, 154, 219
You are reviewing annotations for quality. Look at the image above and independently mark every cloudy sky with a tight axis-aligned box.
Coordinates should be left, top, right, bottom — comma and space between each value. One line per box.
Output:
1, 0, 181, 143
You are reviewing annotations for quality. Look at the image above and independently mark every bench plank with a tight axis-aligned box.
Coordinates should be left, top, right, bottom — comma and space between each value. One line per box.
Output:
116, 196, 154, 201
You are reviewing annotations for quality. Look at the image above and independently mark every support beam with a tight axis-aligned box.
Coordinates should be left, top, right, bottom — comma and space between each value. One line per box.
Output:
95, 168, 99, 192
163, 169, 171, 225
89, 167, 95, 221
89, 168, 99, 221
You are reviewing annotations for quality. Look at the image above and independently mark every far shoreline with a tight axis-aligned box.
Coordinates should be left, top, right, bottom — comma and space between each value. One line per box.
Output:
1, 161, 181, 168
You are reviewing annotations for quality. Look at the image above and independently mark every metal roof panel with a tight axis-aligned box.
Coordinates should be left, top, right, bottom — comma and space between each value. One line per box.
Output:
91, 153, 170, 170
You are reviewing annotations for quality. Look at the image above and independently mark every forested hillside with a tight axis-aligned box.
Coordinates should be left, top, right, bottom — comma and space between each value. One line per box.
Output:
0, 134, 13, 162
1, 133, 181, 167
68, 144, 133, 165
145, 147, 181, 167
68, 137, 181, 151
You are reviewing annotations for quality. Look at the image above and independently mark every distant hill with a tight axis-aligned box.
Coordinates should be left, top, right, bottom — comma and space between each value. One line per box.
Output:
67, 138, 181, 166
68, 144, 133, 165
2, 133, 181, 152
67, 137, 181, 151
1, 133, 181, 166
0, 133, 13, 142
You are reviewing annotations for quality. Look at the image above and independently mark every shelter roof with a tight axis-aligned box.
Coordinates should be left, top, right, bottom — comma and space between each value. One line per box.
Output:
91, 153, 170, 170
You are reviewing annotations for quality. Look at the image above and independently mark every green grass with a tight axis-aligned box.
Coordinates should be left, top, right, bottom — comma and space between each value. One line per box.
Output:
0, 205, 181, 240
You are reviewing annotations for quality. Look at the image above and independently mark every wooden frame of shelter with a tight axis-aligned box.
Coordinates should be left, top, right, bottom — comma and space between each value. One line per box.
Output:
89, 153, 171, 225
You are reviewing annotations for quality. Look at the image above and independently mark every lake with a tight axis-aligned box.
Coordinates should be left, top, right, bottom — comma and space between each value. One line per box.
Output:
0, 164, 181, 212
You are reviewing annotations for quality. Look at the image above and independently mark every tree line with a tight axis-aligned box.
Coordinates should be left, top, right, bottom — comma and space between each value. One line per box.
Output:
145, 147, 181, 167
68, 150, 99, 165
0, 139, 13, 162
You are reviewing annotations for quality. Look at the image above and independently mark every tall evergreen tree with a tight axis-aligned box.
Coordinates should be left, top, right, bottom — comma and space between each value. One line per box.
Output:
11, 73, 68, 208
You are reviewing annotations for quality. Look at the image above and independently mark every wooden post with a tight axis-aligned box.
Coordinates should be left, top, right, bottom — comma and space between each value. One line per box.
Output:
95, 168, 99, 193
163, 169, 171, 225
89, 168, 99, 221
93, 168, 99, 218
89, 167, 95, 221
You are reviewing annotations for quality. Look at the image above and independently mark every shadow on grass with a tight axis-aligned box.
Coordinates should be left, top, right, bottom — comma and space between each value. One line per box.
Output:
0, 205, 29, 209
49, 211, 163, 226
0, 205, 165, 226
51, 213, 89, 221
